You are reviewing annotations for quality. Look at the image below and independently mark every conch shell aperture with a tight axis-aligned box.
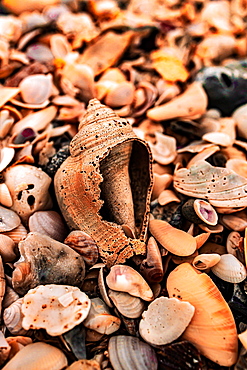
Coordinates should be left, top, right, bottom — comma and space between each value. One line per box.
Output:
55, 99, 153, 266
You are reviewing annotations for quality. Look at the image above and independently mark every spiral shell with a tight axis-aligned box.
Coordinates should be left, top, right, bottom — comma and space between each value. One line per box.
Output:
55, 99, 153, 267
3, 298, 28, 335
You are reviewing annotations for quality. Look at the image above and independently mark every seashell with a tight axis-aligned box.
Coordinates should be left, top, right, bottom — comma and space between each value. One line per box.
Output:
148, 131, 177, 165
147, 82, 208, 121
64, 230, 99, 266
106, 264, 153, 301
182, 198, 218, 226
149, 219, 197, 256
226, 158, 247, 178
3, 223, 28, 245
19, 74, 53, 105
158, 189, 180, 206
3, 298, 28, 335
105, 81, 135, 108
83, 297, 120, 334
10, 106, 57, 136
195, 232, 211, 249
62, 323, 86, 360
26, 43, 54, 63
139, 296, 195, 345
22, 284, 90, 336
0, 147, 15, 173
192, 253, 221, 270
239, 329, 247, 350
220, 211, 247, 231
0, 234, 17, 262
1, 342, 68, 370
0, 205, 21, 232
108, 289, 145, 319
199, 241, 226, 255
2, 0, 62, 14
202, 131, 234, 147
50, 34, 71, 59
0, 256, 5, 313
233, 103, 247, 140
98, 266, 113, 308
6, 336, 32, 361
151, 173, 173, 200
198, 223, 224, 233
54, 98, 153, 267
4, 164, 53, 223
108, 335, 158, 370
28, 210, 68, 242
211, 253, 246, 283
139, 236, 164, 283
226, 231, 243, 256
174, 160, 247, 208
167, 263, 238, 366
0, 87, 20, 108
12, 232, 86, 295
0, 183, 13, 207
65, 359, 101, 370
0, 331, 11, 366
0, 109, 15, 139
2, 285, 19, 309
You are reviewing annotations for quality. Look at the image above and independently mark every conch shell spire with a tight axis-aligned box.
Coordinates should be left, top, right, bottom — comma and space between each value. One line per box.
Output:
55, 99, 153, 266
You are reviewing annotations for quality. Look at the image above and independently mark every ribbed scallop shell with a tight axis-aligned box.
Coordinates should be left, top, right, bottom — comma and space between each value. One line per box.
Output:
211, 254, 247, 283
3, 223, 28, 245
1, 342, 68, 370
28, 210, 68, 242
108, 289, 145, 318
55, 98, 153, 267
108, 335, 158, 370
3, 298, 28, 335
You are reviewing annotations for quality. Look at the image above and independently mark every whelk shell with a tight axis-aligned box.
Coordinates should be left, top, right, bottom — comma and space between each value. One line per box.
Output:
2, 342, 68, 370
167, 263, 238, 366
108, 335, 158, 370
54, 98, 153, 267
211, 253, 247, 283
139, 296, 195, 346
106, 264, 153, 301
149, 219, 197, 256
108, 289, 145, 319
22, 284, 91, 336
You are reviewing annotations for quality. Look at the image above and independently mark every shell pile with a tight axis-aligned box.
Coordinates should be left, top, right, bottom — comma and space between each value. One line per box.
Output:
2, 0, 247, 369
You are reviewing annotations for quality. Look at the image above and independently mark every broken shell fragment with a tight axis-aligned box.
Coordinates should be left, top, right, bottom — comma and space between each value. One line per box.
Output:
139, 296, 195, 345
149, 219, 197, 256
108, 335, 158, 370
0, 205, 20, 232
211, 254, 247, 283
167, 263, 238, 366
148, 132, 177, 165
22, 284, 90, 336
12, 232, 86, 295
108, 289, 145, 319
64, 230, 99, 266
1, 342, 68, 370
0, 147, 15, 172
0, 183, 13, 208
106, 264, 153, 301
54, 98, 153, 267
0, 234, 17, 262
83, 297, 120, 335
192, 253, 221, 270
139, 236, 164, 283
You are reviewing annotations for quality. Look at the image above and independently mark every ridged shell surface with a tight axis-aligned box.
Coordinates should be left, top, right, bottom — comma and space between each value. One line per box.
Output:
55, 99, 153, 266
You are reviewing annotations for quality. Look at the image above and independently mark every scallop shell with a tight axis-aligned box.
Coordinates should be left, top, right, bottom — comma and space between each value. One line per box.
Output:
28, 210, 68, 242
3, 298, 28, 335
54, 98, 153, 267
3, 223, 28, 245
108, 335, 158, 370
1, 342, 68, 370
174, 160, 247, 208
108, 289, 145, 319
64, 230, 99, 266
19, 74, 53, 105
106, 264, 153, 301
211, 254, 247, 283
167, 263, 238, 366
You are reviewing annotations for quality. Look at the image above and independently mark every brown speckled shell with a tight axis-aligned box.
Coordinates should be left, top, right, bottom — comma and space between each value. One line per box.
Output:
54, 99, 153, 266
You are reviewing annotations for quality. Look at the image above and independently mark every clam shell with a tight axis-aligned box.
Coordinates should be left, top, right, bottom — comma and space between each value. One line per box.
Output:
174, 160, 247, 208
108, 335, 158, 370
12, 232, 86, 295
0, 205, 21, 232
0, 147, 15, 173
167, 263, 238, 366
139, 297, 195, 345
0, 183, 13, 207
0, 234, 17, 262
3, 298, 28, 335
28, 210, 68, 242
108, 289, 145, 319
211, 254, 247, 283
148, 132, 177, 165
98, 266, 113, 307
19, 74, 53, 105
22, 284, 91, 336
3, 223, 28, 245
226, 158, 247, 178
54, 98, 153, 267
106, 264, 153, 301
1, 342, 68, 370
149, 219, 197, 256
0, 87, 20, 108
192, 253, 221, 270
105, 81, 135, 107
64, 230, 99, 266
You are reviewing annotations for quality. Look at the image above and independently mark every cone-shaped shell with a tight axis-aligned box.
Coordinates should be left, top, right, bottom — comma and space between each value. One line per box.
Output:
55, 99, 153, 267
149, 219, 197, 256
106, 264, 153, 301
2, 342, 68, 370
167, 263, 238, 366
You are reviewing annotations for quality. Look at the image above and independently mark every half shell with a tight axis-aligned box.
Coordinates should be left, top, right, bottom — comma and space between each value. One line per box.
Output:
211, 254, 247, 283
55, 98, 153, 266
108, 289, 145, 319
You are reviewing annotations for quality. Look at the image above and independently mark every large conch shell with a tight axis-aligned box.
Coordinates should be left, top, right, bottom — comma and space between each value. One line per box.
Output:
174, 160, 247, 208
167, 263, 238, 366
55, 99, 153, 266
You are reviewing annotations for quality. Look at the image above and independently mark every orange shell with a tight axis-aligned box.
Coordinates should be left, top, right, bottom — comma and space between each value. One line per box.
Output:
167, 263, 238, 366
55, 99, 153, 266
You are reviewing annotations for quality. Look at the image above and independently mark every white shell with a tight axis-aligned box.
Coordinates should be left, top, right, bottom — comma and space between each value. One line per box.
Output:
0, 147, 15, 172
211, 254, 247, 283
0, 183, 13, 207
139, 296, 195, 345
19, 74, 53, 105
21, 285, 91, 336
108, 289, 145, 318
3, 297, 28, 335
